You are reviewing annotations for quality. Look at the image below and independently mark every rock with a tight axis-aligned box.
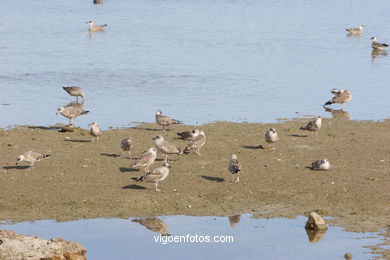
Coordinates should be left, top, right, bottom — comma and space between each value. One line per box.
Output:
0, 229, 87, 260
344, 252, 352, 259
305, 212, 328, 231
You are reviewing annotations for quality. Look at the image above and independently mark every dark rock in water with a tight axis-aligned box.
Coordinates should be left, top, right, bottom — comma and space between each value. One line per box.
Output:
305, 212, 328, 231
0, 229, 87, 260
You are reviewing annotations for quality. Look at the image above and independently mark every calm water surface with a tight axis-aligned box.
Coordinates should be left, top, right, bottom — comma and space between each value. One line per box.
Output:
0, 215, 386, 259
0, 0, 390, 129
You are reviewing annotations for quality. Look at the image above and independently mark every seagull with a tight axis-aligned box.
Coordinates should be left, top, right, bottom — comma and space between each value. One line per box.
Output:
265, 128, 278, 149
56, 106, 89, 125
16, 151, 50, 170
324, 89, 352, 107
87, 20, 107, 32
228, 215, 241, 227
120, 138, 133, 158
177, 130, 200, 140
346, 24, 364, 35
89, 122, 101, 142
135, 163, 171, 191
153, 135, 182, 162
183, 130, 206, 155
155, 110, 182, 131
310, 159, 331, 171
300, 116, 322, 137
371, 36, 389, 51
228, 154, 242, 183
132, 218, 170, 236
62, 86, 85, 102
131, 147, 157, 172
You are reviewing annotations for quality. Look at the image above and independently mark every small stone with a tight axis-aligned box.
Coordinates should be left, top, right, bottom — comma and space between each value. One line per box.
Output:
64, 137, 70, 140
187, 205, 191, 208
305, 212, 328, 231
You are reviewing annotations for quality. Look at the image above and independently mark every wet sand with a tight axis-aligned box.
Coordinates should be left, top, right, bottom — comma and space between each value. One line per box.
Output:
0, 119, 389, 234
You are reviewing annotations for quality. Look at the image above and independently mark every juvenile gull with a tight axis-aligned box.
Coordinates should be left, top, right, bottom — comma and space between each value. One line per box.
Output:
120, 138, 133, 158
56, 106, 89, 124
62, 86, 85, 102
346, 24, 364, 35
87, 20, 107, 32
131, 147, 157, 172
155, 110, 182, 131
324, 89, 352, 107
153, 135, 182, 162
310, 159, 331, 171
16, 151, 50, 170
89, 122, 101, 142
177, 129, 199, 140
371, 36, 389, 51
264, 128, 278, 149
132, 218, 170, 236
135, 163, 171, 191
228, 154, 242, 183
183, 130, 206, 155
300, 116, 322, 137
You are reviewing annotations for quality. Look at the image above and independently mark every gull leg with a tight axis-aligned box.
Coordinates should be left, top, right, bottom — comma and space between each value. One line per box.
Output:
232, 175, 235, 183
237, 174, 240, 183
164, 154, 168, 162
128, 151, 131, 158
145, 165, 149, 172
155, 182, 161, 192
29, 162, 34, 170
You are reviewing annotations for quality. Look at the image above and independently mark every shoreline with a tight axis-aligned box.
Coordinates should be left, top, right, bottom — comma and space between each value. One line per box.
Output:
0, 119, 389, 234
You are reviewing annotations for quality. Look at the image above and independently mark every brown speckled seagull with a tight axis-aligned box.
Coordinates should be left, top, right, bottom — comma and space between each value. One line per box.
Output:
371, 36, 389, 51
155, 110, 182, 131
89, 122, 102, 142
131, 147, 157, 172
310, 159, 331, 171
324, 89, 352, 107
120, 138, 133, 158
16, 151, 50, 170
177, 129, 200, 140
346, 24, 364, 35
228, 154, 242, 183
265, 128, 278, 149
153, 135, 182, 162
135, 163, 171, 191
183, 130, 206, 155
300, 116, 322, 137
87, 21, 107, 32
56, 106, 89, 125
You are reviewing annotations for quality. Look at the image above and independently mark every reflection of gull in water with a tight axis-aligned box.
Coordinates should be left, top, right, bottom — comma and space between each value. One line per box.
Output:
324, 107, 351, 120
228, 215, 241, 227
371, 49, 388, 62
63, 86, 85, 102
132, 218, 170, 236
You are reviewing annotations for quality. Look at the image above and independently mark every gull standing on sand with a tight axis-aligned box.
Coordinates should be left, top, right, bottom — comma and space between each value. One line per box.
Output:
324, 89, 352, 107
87, 21, 107, 32
310, 159, 331, 171
177, 130, 200, 140
120, 138, 133, 158
56, 106, 89, 125
184, 130, 206, 155
371, 36, 389, 51
265, 128, 278, 149
300, 116, 322, 137
131, 147, 157, 172
16, 151, 50, 170
62, 86, 85, 102
89, 122, 101, 142
228, 154, 242, 183
155, 110, 182, 131
153, 135, 182, 162
346, 24, 364, 35
135, 163, 171, 191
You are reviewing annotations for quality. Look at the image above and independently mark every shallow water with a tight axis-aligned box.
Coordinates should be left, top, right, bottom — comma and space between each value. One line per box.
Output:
0, 215, 385, 259
1, 0, 390, 129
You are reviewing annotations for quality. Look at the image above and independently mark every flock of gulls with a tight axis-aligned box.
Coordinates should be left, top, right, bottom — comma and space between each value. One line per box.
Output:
16, 22, 386, 191
14, 83, 353, 191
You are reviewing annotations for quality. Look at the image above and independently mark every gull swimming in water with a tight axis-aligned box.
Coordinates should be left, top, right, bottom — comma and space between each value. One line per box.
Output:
183, 130, 206, 155
310, 159, 331, 171
346, 24, 364, 35
87, 20, 107, 32
228, 154, 242, 183
62, 86, 85, 102
120, 138, 133, 158
300, 116, 322, 137
324, 89, 352, 107
89, 122, 101, 142
56, 106, 89, 125
135, 163, 171, 191
16, 151, 50, 170
153, 135, 182, 162
132, 218, 170, 236
371, 36, 389, 51
155, 110, 182, 131
177, 130, 200, 140
265, 128, 279, 149
131, 147, 157, 172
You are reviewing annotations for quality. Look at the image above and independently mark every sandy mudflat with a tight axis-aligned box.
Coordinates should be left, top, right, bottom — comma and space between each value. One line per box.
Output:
0, 119, 389, 235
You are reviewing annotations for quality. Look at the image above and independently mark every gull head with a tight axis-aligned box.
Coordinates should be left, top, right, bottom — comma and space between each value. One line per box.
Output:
56, 107, 64, 115
371, 36, 376, 41
88, 122, 98, 127
16, 155, 24, 165
149, 147, 157, 153
231, 154, 238, 160
270, 128, 277, 133
359, 24, 365, 29
153, 135, 163, 140
156, 109, 162, 115
87, 21, 94, 25
162, 163, 171, 168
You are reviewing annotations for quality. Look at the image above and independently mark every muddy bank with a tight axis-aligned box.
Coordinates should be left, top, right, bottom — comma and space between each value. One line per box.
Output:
0, 119, 389, 233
